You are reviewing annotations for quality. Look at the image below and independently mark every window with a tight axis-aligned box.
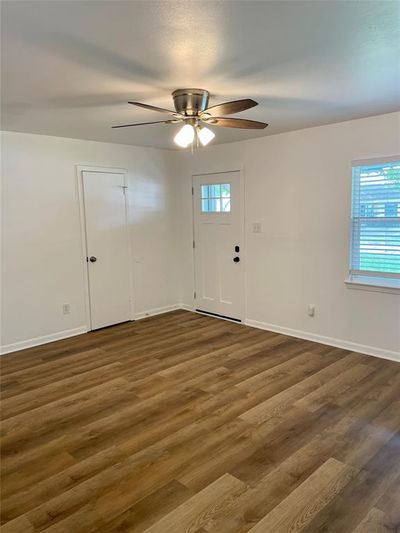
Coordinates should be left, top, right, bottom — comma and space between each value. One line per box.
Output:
349, 158, 400, 289
201, 183, 231, 212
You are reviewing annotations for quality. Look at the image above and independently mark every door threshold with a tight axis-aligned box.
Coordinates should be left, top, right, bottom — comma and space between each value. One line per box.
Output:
91, 320, 131, 332
195, 309, 242, 323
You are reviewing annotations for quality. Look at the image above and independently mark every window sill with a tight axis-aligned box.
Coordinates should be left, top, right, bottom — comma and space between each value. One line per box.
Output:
345, 276, 400, 295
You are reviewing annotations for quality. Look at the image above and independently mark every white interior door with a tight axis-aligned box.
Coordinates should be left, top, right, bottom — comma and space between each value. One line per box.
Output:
82, 171, 131, 330
193, 171, 244, 321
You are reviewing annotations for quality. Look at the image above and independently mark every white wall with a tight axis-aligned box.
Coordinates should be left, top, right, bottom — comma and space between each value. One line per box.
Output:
2, 113, 399, 359
176, 112, 400, 359
1, 131, 181, 351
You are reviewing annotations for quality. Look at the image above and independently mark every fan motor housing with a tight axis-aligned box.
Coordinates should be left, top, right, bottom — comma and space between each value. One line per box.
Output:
172, 88, 210, 116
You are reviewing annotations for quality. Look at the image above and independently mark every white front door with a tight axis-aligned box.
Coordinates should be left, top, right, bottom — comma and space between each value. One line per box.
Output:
193, 171, 244, 321
82, 171, 131, 330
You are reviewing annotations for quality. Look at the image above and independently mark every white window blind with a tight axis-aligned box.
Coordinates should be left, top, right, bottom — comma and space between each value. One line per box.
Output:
350, 159, 400, 282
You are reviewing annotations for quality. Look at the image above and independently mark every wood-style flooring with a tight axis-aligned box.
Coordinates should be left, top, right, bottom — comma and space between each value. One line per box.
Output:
0, 310, 399, 532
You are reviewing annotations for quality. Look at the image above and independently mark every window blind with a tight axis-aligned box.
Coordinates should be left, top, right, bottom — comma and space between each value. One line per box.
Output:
350, 159, 400, 279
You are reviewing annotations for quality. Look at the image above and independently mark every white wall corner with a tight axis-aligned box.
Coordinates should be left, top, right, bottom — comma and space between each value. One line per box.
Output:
180, 303, 194, 312
134, 303, 184, 320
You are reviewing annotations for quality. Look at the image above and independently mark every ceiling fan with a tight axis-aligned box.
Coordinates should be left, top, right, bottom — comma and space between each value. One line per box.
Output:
112, 88, 268, 148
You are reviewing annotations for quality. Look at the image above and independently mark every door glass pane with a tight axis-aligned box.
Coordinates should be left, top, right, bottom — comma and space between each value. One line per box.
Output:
209, 198, 218, 211
221, 183, 230, 197
201, 185, 209, 198
201, 183, 231, 213
222, 198, 231, 212
210, 184, 221, 197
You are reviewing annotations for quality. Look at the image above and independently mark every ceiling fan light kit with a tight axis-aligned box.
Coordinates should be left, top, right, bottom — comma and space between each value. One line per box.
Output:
112, 88, 268, 149
174, 123, 195, 148
197, 125, 215, 146
173, 124, 215, 148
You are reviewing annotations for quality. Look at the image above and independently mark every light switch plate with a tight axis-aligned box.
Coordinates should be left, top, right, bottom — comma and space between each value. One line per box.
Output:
252, 222, 262, 233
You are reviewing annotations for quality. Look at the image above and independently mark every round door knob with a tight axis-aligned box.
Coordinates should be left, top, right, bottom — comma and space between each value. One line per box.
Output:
233, 256, 240, 263
89, 256, 97, 263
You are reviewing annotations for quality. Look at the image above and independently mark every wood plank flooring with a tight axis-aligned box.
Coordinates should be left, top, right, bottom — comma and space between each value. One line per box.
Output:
1, 310, 399, 532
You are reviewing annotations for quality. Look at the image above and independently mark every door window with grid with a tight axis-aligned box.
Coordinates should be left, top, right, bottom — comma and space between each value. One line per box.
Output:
201, 183, 231, 213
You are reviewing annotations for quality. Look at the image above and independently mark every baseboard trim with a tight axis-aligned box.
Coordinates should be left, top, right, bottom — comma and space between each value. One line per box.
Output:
134, 304, 183, 320
245, 318, 400, 363
2, 307, 397, 364
0, 326, 88, 355
1, 305, 185, 355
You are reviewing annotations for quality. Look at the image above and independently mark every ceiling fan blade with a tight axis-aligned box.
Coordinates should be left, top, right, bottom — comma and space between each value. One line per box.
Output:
201, 99, 258, 117
128, 101, 181, 116
112, 120, 175, 128
204, 117, 268, 129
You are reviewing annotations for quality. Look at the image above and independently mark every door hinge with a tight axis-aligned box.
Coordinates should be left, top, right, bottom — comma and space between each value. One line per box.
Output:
194, 291, 196, 299
193, 240, 195, 249
192, 186, 194, 195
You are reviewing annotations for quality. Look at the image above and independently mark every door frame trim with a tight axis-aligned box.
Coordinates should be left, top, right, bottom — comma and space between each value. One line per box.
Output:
191, 167, 246, 322
76, 165, 134, 330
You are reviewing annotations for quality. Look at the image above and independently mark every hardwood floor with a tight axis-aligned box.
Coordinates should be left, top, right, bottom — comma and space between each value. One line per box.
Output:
0, 310, 399, 532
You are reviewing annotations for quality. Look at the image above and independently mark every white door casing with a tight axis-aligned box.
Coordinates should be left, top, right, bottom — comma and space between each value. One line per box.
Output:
82, 170, 131, 330
193, 171, 244, 321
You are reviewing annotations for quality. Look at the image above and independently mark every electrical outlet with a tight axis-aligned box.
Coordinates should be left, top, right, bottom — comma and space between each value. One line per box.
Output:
62, 303, 71, 315
307, 304, 315, 317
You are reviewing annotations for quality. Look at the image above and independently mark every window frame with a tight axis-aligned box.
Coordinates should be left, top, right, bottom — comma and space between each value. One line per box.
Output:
346, 156, 400, 294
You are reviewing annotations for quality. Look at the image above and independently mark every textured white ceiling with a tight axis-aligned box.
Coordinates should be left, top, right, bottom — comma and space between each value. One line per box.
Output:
1, 0, 400, 149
